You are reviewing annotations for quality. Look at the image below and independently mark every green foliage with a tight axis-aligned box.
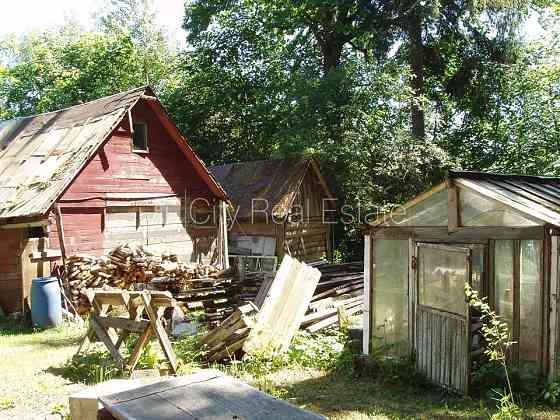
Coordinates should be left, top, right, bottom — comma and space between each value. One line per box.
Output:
62, 351, 122, 385
287, 330, 347, 371
542, 380, 560, 405
465, 284, 523, 418
491, 390, 524, 420
173, 333, 205, 374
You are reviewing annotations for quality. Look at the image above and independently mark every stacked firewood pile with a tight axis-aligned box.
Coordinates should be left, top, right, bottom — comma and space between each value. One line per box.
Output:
65, 244, 230, 315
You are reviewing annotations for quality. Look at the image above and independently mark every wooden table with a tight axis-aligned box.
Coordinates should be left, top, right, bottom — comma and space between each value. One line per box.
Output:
99, 369, 325, 420
76, 290, 178, 374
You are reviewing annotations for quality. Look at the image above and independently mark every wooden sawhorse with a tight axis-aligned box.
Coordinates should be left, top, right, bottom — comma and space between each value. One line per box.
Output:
76, 290, 178, 375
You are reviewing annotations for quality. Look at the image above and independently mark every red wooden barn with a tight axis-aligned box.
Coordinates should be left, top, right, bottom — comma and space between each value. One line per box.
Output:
0, 86, 228, 314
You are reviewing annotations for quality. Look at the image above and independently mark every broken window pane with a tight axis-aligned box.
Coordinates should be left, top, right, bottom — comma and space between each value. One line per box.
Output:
460, 188, 540, 227
372, 239, 409, 354
417, 245, 468, 315
519, 240, 542, 364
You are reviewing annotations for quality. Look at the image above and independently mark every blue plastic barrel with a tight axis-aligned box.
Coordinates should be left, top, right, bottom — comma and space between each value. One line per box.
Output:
31, 277, 62, 328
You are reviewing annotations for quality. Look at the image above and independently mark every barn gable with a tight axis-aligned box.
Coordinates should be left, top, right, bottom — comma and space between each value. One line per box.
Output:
0, 86, 226, 223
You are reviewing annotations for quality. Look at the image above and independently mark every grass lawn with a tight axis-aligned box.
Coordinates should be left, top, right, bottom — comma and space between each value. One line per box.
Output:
1, 319, 560, 419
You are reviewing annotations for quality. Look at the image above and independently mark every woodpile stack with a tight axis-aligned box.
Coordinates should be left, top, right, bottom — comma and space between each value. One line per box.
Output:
65, 244, 232, 316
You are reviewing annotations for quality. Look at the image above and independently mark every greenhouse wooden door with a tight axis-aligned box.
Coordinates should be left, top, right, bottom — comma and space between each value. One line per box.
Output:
414, 243, 471, 395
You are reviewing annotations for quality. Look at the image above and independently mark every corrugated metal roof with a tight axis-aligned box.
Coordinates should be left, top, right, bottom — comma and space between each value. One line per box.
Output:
0, 87, 169, 220
210, 159, 311, 220
450, 171, 560, 226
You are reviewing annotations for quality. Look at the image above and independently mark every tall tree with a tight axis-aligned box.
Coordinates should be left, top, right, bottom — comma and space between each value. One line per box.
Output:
96, 0, 173, 87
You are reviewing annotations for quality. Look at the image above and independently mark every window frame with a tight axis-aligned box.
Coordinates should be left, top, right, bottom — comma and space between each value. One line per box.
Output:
132, 121, 149, 153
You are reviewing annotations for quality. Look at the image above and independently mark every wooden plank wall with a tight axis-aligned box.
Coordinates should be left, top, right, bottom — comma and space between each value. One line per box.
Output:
284, 170, 333, 262
415, 306, 469, 394
0, 231, 50, 314
0, 229, 25, 313
47, 100, 220, 260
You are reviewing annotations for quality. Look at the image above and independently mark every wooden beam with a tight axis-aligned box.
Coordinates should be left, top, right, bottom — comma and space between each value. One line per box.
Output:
370, 226, 545, 241
54, 205, 67, 268
30, 249, 62, 261
0, 220, 48, 230
448, 183, 459, 233
549, 235, 558, 381
219, 200, 229, 269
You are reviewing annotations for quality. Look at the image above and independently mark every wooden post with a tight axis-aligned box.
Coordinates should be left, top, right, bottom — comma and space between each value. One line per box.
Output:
219, 201, 229, 269
54, 205, 67, 267
363, 234, 372, 355
54, 204, 69, 313
447, 182, 459, 233
549, 235, 558, 381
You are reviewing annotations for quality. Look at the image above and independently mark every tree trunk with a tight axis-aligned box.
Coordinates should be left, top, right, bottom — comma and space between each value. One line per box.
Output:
319, 35, 344, 74
407, 14, 425, 140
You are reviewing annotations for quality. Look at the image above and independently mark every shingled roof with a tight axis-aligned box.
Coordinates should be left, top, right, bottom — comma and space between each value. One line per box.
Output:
210, 159, 333, 221
0, 86, 226, 220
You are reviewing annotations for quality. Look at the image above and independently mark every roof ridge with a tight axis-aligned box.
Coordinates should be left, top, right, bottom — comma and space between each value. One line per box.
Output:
449, 170, 560, 183
0, 85, 148, 124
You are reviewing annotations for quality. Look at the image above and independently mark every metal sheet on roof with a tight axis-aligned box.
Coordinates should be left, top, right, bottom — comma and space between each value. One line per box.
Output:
450, 171, 560, 226
0, 87, 146, 219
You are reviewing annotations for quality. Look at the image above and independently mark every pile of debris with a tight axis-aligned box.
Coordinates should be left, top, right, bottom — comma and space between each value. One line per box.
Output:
65, 244, 231, 315
202, 255, 321, 361
303, 261, 364, 333
200, 257, 365, 361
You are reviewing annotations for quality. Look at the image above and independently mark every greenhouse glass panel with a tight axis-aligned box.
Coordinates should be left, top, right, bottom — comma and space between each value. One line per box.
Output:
372, 240, 409, 354
459, 188, 541, 227
519, 240, 542, 364
388, 189, 448, 226
495, 240, 515, 332
417, 246, 468, 315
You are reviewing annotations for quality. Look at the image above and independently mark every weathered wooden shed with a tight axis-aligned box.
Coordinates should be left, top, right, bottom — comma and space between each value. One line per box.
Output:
364, 171, 560, 394
0, 86, 228, 314
210, 159, 336, 262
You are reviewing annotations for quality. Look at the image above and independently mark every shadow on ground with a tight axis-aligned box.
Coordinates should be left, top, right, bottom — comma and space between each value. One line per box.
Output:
284, 371, 488, 420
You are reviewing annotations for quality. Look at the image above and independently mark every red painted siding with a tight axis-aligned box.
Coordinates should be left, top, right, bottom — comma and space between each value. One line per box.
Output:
48, 100, 217, 255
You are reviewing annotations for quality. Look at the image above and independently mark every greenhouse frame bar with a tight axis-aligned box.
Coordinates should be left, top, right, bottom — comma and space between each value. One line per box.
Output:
363, 171, 560, 394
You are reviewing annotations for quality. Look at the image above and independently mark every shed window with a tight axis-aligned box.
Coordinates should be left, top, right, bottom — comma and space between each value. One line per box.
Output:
132, 122, 148, 152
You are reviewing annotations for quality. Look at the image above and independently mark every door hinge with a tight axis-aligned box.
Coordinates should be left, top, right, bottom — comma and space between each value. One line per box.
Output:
411, 256, 417, 270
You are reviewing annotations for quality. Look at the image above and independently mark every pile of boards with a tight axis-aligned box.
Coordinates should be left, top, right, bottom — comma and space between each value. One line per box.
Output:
65, 244, 229, 315
168, 268, 239, 327
201, 255, 366, 362
303, 261, 364, 333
